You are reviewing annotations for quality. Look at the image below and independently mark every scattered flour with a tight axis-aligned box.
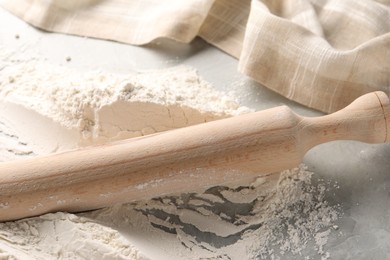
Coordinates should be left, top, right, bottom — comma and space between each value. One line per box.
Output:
0, 47, 342, 259
0, 212, 145, 260
0, 56, 250, 155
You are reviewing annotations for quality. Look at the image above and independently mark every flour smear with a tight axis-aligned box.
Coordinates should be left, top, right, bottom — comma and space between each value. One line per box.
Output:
0, 46, 342, 260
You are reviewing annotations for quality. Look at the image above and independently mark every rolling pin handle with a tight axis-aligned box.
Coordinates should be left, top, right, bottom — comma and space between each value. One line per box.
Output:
302, 91, 390, 146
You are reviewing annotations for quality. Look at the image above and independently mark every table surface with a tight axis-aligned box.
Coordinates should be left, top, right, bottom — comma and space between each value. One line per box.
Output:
1, 7, 390, 260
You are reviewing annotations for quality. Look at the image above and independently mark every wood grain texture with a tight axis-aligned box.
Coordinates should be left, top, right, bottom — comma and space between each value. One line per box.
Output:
0, 91, 389, 222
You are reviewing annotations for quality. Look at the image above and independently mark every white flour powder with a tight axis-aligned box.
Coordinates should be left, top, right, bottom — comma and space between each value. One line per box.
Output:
0, 47, 342, 259
0, 54, 249, 156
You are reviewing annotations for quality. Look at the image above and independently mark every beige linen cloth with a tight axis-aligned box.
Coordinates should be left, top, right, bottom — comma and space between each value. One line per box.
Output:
1, 0, 389, 113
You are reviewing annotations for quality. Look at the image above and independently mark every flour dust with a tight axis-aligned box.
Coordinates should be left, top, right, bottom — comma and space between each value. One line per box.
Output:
0, 46, 342, 259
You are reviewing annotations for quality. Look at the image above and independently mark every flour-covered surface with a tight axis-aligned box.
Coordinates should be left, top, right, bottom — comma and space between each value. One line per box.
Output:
2, 8, 390, 260
0, 213, 146, 259
0, 45, 342, 259
83, 165, 341, 260
0, 52, 250, 155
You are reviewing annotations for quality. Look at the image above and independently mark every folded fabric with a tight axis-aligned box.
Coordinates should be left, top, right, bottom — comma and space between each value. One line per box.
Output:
1, 0, 389, 113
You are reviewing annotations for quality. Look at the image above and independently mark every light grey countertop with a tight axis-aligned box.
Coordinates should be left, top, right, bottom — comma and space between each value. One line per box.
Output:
1, 7, 390, 259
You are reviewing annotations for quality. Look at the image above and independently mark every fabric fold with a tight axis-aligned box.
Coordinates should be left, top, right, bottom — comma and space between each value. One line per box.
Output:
0, 0, 215, 44
0, 0, 389, 113
198, 0, 251, 58
239, 0, 390, 112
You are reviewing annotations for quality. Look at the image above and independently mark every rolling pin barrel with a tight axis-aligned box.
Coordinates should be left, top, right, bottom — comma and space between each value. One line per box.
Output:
0, 91, 389, 222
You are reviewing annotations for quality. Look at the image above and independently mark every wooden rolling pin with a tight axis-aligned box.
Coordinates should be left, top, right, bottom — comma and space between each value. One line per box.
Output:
0, 91, 389, 222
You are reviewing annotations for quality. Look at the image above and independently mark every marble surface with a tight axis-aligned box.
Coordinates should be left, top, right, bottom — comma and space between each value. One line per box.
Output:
1, 7, 390, 259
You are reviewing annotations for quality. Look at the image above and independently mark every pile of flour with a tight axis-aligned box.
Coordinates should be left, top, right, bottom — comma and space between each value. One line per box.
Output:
0, 54, 249, 156
0, 48, 342, 259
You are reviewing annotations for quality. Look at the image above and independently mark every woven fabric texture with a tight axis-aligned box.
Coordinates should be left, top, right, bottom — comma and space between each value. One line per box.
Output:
1, 0, 389, 112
